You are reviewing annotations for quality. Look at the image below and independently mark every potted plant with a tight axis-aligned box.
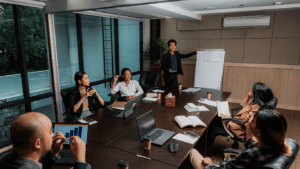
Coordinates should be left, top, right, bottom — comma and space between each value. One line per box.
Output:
149, 37, 168, 65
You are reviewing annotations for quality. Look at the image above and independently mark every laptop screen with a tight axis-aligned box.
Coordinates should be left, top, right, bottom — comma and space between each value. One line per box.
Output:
54, 123, 89, 144
136, 110, 156, 139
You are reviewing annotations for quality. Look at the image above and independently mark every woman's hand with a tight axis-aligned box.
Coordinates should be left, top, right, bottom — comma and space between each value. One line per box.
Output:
114, 75, 119, 82
244, 112, 254, 127
83, 88, 94, 98
202, 157, 212, 166
126, 96, 136, 100
221, 114, 231, 118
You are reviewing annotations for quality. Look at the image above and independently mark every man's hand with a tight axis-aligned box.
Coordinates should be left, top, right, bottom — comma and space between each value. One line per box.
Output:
126, 95, 136, 100
202, 157, 212, 166
51, 132, 66, 156
169, 69, 173, 73
69, 136, 86, 162
196, 47, 200, 53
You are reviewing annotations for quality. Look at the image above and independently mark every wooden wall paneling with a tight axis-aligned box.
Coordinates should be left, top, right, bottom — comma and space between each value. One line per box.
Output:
286, 70, 297, 106
245, 12, 274, 39
178, 63, 195, 87
177, 20, 199, 31
270, 38, 300, 65
198, 15, 224, 30
296, 70, 300, 107
161, 18, 179, 47
269, 68, 281, 103
221, 39, 245, 63
221, 66, 228, 91
178, 31, 199, 40
198, 39, 221, 50
279, 70, 289, 106
199, 30, 221, 39
177, 40, 198, 61
221, 29, 246, 39
273, 11, 300, 38
243, 39, 272, 64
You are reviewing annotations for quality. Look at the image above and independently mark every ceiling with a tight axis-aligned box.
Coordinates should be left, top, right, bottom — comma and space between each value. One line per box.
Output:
34, 0, 300, 20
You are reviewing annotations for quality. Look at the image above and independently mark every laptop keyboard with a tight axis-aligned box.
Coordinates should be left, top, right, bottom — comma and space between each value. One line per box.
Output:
60, 150, 75, 158
148, 129, 164, 141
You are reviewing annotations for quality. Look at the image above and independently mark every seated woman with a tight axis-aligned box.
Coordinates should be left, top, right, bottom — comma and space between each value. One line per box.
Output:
68, 71, 105, 119
111, 68, 144, 100
190, 109, 292, 169
222, 82, 276, 139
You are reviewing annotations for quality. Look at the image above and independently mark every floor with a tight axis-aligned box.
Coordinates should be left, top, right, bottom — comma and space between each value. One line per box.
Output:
207, 103, 300, 169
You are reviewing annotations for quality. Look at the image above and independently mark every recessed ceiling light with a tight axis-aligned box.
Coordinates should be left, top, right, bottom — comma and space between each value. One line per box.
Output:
205, 7, 215, 10
274, 2, 282, 5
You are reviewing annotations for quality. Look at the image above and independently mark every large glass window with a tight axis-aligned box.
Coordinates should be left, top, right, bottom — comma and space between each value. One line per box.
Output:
20, 6, 51, 97
31, 97, 55, 122
0, 3, 24, 103
118, 19, 140, 73
55, 13, 79, 89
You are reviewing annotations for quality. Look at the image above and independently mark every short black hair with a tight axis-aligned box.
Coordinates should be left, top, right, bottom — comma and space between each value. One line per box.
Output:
121, 68, 131, 76
167, 39, 177, 47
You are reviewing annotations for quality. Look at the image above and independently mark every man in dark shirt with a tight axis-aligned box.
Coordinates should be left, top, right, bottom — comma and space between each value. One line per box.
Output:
161, 39, 200, 87
0, 112, 91, 169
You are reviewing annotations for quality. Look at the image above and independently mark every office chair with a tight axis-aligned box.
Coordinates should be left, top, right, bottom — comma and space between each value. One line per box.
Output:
61, 90, 80, 123
108, 76, 124, 103
138, 71, 160, 93
211, 97, 278, 149
223, 138, 299, 169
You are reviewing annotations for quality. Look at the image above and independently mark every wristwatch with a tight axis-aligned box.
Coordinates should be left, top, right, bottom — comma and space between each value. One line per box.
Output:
53, 153, 61, 160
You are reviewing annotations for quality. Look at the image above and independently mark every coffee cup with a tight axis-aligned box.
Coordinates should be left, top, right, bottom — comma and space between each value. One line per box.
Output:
157, 93, 161, 98
178, 83, 182, 90
207, 92, 212, 100
118, 160, 129, 169
143, 137, 151, 150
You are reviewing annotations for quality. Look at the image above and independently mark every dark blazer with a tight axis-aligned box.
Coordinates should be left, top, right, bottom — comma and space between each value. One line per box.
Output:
161, 51, 196, 75
0, 151, 91, 169
67, 87, 103, 115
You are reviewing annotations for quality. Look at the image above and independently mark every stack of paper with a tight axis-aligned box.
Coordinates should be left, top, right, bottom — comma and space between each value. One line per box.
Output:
78, 119, 98, 125
184, 103, 209, 112
146, 93, 157, 98
198, 99, 217, 107
173, 133, 198, 144
142, 97, 159, 101
182, 88, 202, 93
152, 89, 165, 93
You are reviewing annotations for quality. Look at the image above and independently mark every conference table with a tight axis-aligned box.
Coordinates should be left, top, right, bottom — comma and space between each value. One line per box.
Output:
54, 86, 230, 169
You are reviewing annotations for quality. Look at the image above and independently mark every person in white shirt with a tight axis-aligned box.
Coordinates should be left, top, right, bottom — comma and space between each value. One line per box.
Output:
111, 68, 144, 99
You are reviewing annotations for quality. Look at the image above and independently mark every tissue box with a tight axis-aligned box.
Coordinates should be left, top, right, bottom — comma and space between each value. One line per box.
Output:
165, 95, 175, 107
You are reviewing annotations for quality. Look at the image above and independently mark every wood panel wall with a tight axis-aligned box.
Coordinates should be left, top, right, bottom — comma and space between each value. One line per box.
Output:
179, 61, 300, 111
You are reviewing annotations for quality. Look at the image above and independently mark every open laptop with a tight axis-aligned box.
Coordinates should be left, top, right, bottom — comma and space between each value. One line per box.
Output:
112, 98, 135, 118
53, 123, 89, 164
136, 110, 175, 146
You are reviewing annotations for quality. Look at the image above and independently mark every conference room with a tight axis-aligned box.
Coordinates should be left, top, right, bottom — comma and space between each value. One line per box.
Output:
0, 0, 300, 169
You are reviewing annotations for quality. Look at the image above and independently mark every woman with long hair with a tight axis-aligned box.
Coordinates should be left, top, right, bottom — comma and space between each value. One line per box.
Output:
190, 109, 292, 169
223, 82, 277, 138
68, 71, 105, 119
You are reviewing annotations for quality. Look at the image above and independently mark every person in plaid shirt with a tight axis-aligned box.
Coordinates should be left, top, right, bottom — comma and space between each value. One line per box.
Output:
189, 109, 292, 169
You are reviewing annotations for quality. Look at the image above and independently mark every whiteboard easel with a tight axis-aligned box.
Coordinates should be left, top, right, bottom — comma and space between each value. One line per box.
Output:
194, 49, 225, 90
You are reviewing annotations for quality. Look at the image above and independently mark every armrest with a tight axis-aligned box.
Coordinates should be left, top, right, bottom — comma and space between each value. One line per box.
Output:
221, 118, 244, 138
223, 148, 242, 162
231, 108, 242, 117
64, 111, 79, 122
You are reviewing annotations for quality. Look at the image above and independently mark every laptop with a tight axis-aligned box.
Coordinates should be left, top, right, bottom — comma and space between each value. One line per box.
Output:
53, 123, 89, 164
112, 98, 135, 118
136, 110, 175, 146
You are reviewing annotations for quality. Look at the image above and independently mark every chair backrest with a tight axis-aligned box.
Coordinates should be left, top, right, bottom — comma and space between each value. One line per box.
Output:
260, 138, 299, 169
61, 90, 70, 111
138, 71, 160, 93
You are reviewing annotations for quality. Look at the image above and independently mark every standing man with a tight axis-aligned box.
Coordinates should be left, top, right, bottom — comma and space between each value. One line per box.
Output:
161, 39, 200, 87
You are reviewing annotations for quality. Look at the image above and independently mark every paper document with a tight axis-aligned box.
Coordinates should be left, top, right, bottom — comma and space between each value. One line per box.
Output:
173, 133, 198, 144
146, 93, 157, 98
111, 107, 125, 110
152, 89, 165, 93
78, 119, 98, 125
216, 101, 231, 117
198, 99, 217, 107
184, 104, 209, 112
182, 88, 201, 93
142, 97, 159, 101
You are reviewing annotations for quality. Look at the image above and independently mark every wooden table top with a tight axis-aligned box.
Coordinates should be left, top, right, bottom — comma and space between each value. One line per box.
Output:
55, 87, 230, 168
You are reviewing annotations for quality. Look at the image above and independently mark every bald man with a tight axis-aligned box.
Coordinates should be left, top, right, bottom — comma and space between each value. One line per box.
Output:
0, 112, 91, 169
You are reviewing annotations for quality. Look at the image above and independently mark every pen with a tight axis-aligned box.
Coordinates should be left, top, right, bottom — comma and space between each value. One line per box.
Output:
136, 154, 151, 160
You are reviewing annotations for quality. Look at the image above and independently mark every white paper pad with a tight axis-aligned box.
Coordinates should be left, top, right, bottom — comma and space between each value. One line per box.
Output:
146, 93, 157, 98
173, 133, 198, 144
78, 119, 98, 125
111, 107, 125, 110
182, 88, 202, 93
184, 105, 209, 112
152, 89, 165, 93
198, 100, 217, 107
142, 97, 159, 101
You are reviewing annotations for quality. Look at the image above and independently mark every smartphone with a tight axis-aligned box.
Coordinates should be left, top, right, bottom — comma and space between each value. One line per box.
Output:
184, 131, 199, 139
88, 86, 93, 91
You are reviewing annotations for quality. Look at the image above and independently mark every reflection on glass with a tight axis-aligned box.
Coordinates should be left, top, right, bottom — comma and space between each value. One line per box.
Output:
0, 104, 25, 146
119, 19, 140, 73
0, 3, 24, 104
31, 97, 55, 122
55, 13, 79, 89
20, 6, 51, 97
132, 74, 140, 82
92, 83, 111, 102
